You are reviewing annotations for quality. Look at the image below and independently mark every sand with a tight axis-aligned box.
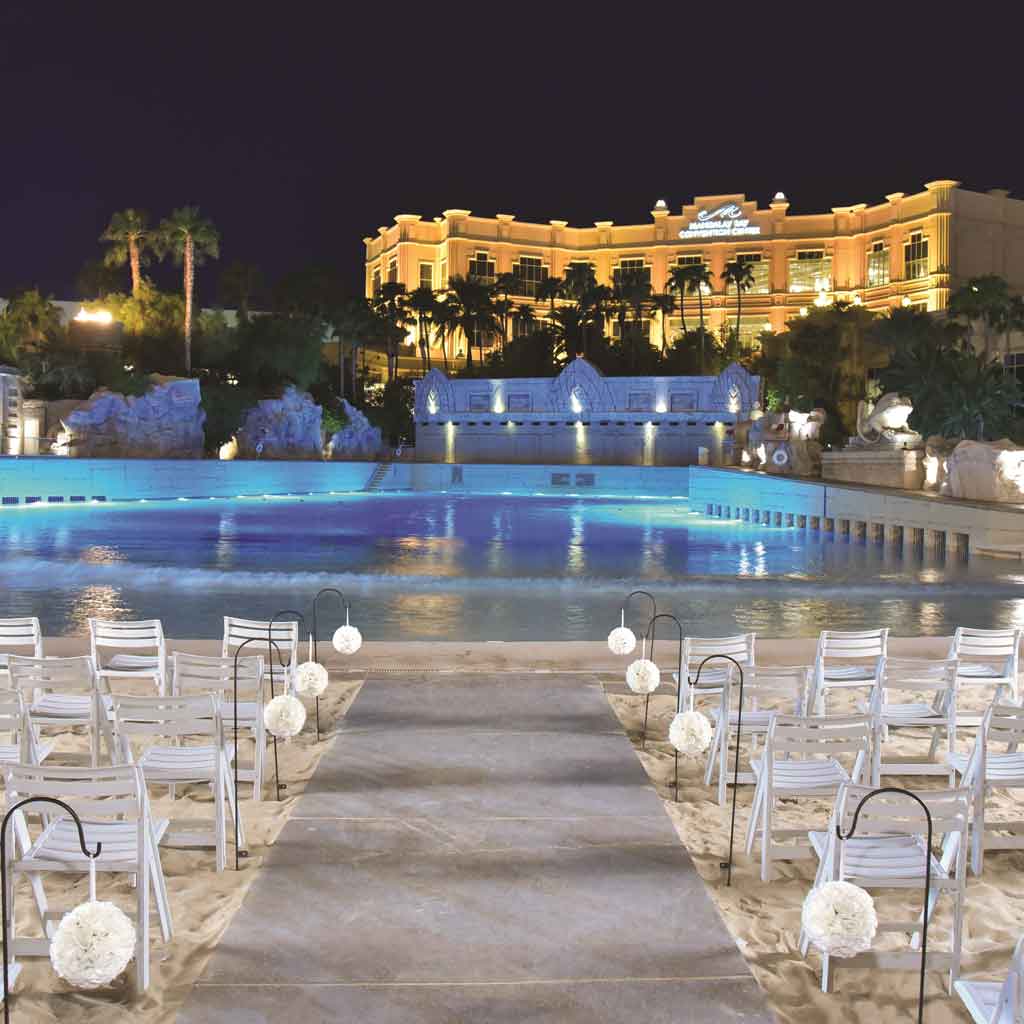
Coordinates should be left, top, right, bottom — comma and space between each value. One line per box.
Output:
10, 637, 1023, 1022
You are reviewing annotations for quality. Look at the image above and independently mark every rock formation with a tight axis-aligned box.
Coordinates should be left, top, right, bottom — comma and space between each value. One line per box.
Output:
327, 399, 384, 460
236, 386, 323, 460
53, 376, 205, 458
947, 439, 1024, 502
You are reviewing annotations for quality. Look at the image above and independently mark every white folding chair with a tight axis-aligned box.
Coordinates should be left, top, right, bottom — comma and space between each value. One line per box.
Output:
7, 655, 112, 766
745, 713, 874, 881
112, 694, 242, 872
956, 935, 1024, 1023
222, 616, 298, 693
0, 690, 50, 768
173, 651, 267, 800
4, 763, 172, 992
803, 783, 969, 995
89, 618, 168, 697
705, 664, 809, 806
863, 657, 959, 780
946, 628, 1023, 732
0, 617, 42, 686
674, 633, 756, 712
948, 703, 1024, 875
810, 628, 889, 714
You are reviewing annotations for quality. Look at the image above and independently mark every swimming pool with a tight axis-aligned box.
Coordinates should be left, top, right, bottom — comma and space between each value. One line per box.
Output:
2, 490, 1023, 640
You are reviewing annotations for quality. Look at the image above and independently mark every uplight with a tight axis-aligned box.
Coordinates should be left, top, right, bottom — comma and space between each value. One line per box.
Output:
74, 308, 113, 325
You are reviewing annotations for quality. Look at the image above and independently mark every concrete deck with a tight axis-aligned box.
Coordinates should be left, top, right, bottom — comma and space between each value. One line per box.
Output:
177, 673, 774, 1022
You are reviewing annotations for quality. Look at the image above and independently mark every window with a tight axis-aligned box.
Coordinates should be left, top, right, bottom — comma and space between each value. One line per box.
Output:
611, 317, 650, 342
867, 240, 890, 287
419, 263, 434, 290
613, 257, 651, 288
904, 231, 928, 280
1006, 352, 1024, 389
387, 258, 398, 283
512, 255, 547, 297
737, 252, 769, 294
371, 268, 381, 296
467, 250, 495, 284
787, 249, 832, 293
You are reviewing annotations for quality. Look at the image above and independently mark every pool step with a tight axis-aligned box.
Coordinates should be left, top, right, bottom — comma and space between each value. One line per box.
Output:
363, 462, 391, 493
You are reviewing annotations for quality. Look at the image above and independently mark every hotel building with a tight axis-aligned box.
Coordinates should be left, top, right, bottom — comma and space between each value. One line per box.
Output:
364, 180, 1024, 356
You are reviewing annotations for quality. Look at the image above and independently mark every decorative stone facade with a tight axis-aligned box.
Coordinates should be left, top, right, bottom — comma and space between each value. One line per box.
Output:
236, 386, 323, 460
327, 399, 385, 460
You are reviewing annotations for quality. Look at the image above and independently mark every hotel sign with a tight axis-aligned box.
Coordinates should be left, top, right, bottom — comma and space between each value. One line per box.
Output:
680, 202, 761, 239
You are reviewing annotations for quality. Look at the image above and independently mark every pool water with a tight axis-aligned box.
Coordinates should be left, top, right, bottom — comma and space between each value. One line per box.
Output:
2, 491, 1023, 639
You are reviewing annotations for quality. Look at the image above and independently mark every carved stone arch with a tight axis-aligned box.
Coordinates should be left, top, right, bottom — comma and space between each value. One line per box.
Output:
547, 358, 614, 414
415, 368, 456, 417
709, 362, 757, 414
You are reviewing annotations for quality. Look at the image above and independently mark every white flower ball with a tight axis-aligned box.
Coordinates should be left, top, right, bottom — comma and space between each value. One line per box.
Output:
295, 660, 329, 697
802, 880, 877, 958
50, 900, 136, 989
332, 624, 363, 655
264, 693, 307, 739
607, 626, 637, 656
625, 658, 660, 694
669, 710, 713, 755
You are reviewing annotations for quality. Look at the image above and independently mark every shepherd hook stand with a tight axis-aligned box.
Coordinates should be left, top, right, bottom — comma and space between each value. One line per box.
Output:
621, 591, 657, 748
268, 610, 307, 799
1, 798, 100, 1023
311, 587, 350, 743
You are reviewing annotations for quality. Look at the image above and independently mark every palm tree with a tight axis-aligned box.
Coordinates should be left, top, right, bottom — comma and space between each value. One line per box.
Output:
406, 286, 437, 372
514, 303, 536, 339
100, 209, 151, 297
493, 297, 514, 351
371, 281, 410, 381
649, 292, 675, 357
612, 269, 652, 371
721, 259, 756, 345
335, 298, 375, 400
665, 265, 690, 335
156, 206, 220, 374
218, 261, 263, 322
446, 275, 497, 370
535, 275, 563, 330
432, 297, 459, 373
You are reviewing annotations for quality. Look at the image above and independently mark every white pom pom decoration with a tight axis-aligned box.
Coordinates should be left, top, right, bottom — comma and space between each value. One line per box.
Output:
801, 880, 877, 958
607, 626, 637, 656
295, 660, 329, 697
625, 658, 660, 694
263, 693, 307, 739
50, 900, 136, 989
669, 710, 713, 755
332, 624, 362, 655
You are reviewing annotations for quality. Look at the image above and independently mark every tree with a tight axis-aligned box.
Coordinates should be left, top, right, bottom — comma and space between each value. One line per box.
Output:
493, 273, 518, 350
406, 285, 436, 371
649, 292, 675, 357
666, 263, 713, 370
334, 298, 376, 400
100, 209, 151, 297
948, 275, 1011, 358
446, 274, 497, 371
0, 289, 63, 363
664, 265, 690, 336
611, 268, 652, 371
156, 206, 220, 374
432, 297, 459, 373
535, 275, 563, 327
219, 261, 263, 322
371, 281, 410, 382
721, 259, 756, 342
75, 259, 122, 300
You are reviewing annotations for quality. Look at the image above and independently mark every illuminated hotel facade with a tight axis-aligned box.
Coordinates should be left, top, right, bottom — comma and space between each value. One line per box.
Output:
364, 180, 1024, 355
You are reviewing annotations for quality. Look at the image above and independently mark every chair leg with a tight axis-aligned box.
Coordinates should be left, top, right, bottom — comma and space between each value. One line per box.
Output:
224, 755, 245, 851
137, 849, 151, 992
971, 793, 985, 876
148, 829, 173, 944
252, 727, 264, 802
745, 779, 764, 856
214, 770, 225, 873
703, 720, 721, 788
760, 797, 773, 882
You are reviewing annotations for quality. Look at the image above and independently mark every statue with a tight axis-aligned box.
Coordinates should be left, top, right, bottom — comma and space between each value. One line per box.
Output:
851, 393, 922, 449
740, 408, 826, 475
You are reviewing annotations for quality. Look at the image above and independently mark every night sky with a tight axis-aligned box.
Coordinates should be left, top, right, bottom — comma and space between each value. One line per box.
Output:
2, 4, 1021, 305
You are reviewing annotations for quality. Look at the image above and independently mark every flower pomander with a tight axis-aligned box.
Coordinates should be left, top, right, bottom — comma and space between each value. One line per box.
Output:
332, 624, 363, 655
264, 693, 307, 739
625, 658, 660, 694
801, 881, 877, 958
50, 900, 136, 989
669, 710, 713, 756
607, 626, 637, 657
295, 660, 329, 697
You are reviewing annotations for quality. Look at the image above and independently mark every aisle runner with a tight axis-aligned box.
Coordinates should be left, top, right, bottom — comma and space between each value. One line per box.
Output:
178, 674, 773, 1023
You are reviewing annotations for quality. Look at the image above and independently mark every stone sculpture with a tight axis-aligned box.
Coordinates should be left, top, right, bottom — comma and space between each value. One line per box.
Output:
742, 408, 826, 476
851, 393, 922, 449
236, 386, 323, 460
327, 399, 384, 459
947, 439, 1024, 502
53, 376, 205, 458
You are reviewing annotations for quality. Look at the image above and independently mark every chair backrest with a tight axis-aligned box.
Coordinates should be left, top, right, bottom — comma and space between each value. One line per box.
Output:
222, 617, 298, 667
0, 617, 42, 658
89, 618, 165, 663
722, 664, 810, 715
5, 763, 147, 825
873, 657, 959, 711
995, 935, 1024, 1023
7, 654, 96, 695
817, 628, 888, 666
833, 783, 969, 885
0, 690, 28, 753
682, 633, 756, 673
112, 694, 220, 745
951, 627, 1022, 670
172, 651, 264, 701
768, 713, 872, 779
984, 703, 1024, 752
